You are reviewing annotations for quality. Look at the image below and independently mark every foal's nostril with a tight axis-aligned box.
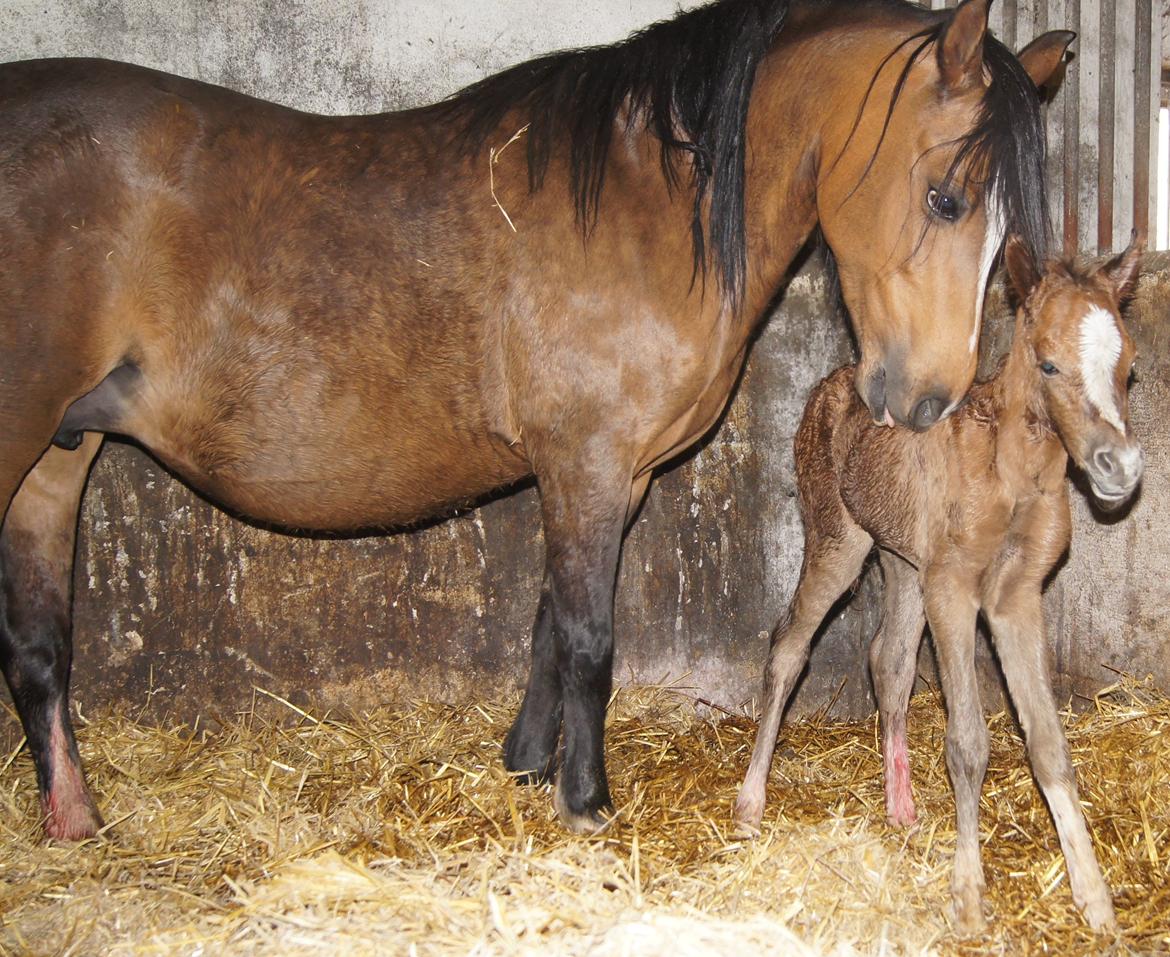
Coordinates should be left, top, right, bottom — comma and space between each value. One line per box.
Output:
910, 396, 945, 432
1093, 448, 1117, 478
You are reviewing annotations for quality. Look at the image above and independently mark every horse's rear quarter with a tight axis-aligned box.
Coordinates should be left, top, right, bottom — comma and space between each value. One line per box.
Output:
0, 58, 536, 530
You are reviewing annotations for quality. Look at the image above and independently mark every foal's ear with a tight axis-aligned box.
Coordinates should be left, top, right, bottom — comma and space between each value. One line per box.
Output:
1004, 234, 1040, 303
1099, 231, 1146, 305
1015, 31, 1076, 92
939, 0, 991, 91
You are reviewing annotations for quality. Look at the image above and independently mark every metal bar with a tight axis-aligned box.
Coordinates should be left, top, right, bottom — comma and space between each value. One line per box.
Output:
1063, 0, 1081, 255
1000, 0, 1018, 52
1097, 0, 1115, 252
1132, 0, 1154, 243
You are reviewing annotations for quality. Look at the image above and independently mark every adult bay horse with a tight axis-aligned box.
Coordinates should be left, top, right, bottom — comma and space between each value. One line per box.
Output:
0, 0, 1071, 840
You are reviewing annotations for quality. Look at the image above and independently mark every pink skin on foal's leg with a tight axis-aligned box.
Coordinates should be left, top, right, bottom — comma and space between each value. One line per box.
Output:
870, 552, 925, 828
883, 726, 917, 826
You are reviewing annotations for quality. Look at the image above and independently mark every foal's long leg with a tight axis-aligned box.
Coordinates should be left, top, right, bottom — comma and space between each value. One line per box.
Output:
1, 435, 104, 840
924, 570, 987, 934
504, 474, 649, 789
733, 521, 872, 833
986, 591, 1115, 931
869, 550, 925, 827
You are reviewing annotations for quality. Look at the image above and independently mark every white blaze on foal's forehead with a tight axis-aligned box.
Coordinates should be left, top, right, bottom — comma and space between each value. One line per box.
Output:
1078, 305, 1124, 432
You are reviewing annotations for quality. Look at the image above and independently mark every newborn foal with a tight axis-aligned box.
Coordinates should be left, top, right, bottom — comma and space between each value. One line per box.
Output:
735, 234, 1145, 933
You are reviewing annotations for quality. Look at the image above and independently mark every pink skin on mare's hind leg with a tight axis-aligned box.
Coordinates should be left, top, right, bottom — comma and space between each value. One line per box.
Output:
882, 726, 917, 827
40, 706, 103, 841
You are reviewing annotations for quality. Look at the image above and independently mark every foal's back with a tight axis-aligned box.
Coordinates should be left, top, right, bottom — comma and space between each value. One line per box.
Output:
796, 366, 1046, 575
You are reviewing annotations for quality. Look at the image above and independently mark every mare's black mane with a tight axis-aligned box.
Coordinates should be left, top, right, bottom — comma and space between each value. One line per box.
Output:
440, 0, 1050, 309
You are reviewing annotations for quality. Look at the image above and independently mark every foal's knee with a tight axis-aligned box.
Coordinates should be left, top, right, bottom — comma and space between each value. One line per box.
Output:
946, 719, 989, 787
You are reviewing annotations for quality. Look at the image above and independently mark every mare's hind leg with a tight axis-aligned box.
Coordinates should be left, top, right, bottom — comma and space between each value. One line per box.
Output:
503, 572, 560, 784
504, 474, 649, 790
733, 521, 872, 834
1, 435, 103, 840
869, 550, 925, 827
526, 461, 642, 832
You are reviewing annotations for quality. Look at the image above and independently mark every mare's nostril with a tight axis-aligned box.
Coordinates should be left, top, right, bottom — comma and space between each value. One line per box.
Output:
1093, 449, 1117, 477
864, 367, 888, 423
910, 396, 945, 432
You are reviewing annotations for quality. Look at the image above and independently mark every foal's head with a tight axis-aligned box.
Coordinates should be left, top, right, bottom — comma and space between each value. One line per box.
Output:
1004, 234, 1146, 509
816, 0, 1073, 431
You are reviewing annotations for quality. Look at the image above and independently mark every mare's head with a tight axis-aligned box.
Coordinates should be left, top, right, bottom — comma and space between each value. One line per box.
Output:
1004, 234, 1146, 510
816, 0, 1073, 431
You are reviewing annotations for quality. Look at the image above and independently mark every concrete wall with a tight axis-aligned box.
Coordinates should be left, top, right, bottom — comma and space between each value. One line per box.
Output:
2, 2, 1167, 724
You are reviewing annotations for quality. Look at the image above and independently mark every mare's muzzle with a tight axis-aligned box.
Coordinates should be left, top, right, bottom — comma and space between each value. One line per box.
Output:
857, 363, 955, 432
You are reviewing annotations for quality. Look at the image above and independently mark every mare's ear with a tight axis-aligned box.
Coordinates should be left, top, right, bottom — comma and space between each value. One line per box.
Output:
939, 0, 991, 91
1004, 234, 1040, 304
1099, 231, 1146, 305
1015, 31, 1076, 92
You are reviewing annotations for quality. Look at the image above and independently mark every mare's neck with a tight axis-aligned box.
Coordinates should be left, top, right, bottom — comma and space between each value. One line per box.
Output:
735, 11, 928, 323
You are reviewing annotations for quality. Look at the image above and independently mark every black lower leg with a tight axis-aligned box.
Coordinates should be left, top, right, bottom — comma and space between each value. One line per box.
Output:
503, 580, 563, 783
1, 545, 100, 838
553, 600, 614, 827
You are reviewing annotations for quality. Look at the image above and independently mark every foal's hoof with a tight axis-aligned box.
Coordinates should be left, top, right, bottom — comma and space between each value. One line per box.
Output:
732, 792, 765, 838
951, 885, 988, 936
885, 802, 918, 829
554, 784, 613, 834
1081, 896, 1117, 933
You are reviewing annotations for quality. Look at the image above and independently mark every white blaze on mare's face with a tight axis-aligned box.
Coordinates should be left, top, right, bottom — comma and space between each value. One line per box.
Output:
1079, 305, 1125, 432
970, 195, 1006, 356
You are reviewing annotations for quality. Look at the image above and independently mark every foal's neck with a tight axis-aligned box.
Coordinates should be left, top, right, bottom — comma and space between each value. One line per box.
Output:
990, 310, 1063, 481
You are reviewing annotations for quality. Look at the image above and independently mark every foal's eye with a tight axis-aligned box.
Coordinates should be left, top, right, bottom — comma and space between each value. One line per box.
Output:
1039, 360, 1059, 377
926, 187, 960, 221
1127, 363, 1139, 388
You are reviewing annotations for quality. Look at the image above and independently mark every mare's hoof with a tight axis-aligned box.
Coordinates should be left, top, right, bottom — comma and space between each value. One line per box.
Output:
554, 784, 613, 834
42, 796, 103, 842
508, 766, 554, 788
502, 733, 556, 787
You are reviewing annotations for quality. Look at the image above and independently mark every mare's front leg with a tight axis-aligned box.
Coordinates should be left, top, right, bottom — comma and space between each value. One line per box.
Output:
985, 573, 1115, 930
504, 475, 648, 790
924, 567, 988, 934
1, 437, 104, 840
870, 550, 925, 827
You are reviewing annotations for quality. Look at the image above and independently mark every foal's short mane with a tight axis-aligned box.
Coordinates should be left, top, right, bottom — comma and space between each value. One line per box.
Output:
440, 0, 1049, 308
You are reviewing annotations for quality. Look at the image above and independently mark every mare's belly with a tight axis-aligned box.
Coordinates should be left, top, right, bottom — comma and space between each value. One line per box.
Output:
175, 433, 525, 531
132, 368, 527, 532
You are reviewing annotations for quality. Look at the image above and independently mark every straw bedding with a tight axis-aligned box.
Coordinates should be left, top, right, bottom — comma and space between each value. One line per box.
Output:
1, 679, 1167, 956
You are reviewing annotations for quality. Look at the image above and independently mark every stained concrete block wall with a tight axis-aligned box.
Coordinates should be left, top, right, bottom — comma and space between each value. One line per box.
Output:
1, 2, 1166, 725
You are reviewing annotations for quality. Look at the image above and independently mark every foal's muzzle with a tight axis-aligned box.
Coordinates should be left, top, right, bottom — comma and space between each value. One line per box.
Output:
1086, 441, 1144, 510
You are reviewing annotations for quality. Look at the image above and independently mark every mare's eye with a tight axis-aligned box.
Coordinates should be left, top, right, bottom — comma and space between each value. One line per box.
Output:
1127, 363, 1139, 388
1039, 360, 1059, 377
926, 187, 959, 221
